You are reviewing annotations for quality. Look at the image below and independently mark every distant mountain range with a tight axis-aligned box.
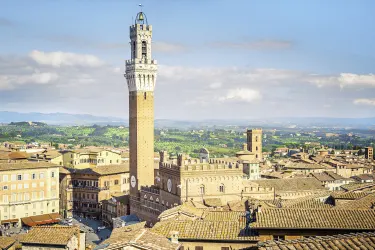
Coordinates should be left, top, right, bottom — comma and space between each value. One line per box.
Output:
0, 111, 375, 128
0, 111, 126, 125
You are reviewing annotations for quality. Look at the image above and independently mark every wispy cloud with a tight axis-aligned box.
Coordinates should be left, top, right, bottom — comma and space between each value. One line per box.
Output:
353, 98, 375, 106
210, 39, 293, 50
218, 88, 262, 103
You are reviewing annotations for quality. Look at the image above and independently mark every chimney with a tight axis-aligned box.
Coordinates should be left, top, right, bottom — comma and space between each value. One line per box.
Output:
169, 231, 179, 244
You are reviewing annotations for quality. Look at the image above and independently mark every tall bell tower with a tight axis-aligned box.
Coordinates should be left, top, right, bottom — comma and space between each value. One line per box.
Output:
125, 11, 157, 203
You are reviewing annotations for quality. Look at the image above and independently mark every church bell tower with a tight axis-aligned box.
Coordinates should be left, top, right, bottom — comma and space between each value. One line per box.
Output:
125, 11, 157, 202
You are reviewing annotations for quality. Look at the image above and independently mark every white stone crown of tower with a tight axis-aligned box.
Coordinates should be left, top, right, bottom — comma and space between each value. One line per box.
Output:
125, 11, 158, 92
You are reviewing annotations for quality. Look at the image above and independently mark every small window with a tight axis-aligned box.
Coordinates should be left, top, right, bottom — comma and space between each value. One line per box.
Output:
273, 235, 285, 241
51, 172, 55, 178
219, 184, 225, 193
114, 180, 119, 185
144, 92, 147, 100
17, 174, 22, 181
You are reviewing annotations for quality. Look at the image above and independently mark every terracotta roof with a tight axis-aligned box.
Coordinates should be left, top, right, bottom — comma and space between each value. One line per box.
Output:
102, 222, 179, 250
0, 162, 59, 171
331, 191, 369, 200
258, 232, 375, 250
61, 164, 129, 176
93, 164, 129, 175
152, 220, 258, 241
251, 177, 326, 192
341, 182, 375, 191
20, 226, 80, 245
253, 209, 375, 230
158, 202, 205, 221
284, 162, 326, 169
21, 213, 61, 227
334, 193, 375, 210
0, 237, 16, 250
8, 151, 29, 159
204, 198, 222, 207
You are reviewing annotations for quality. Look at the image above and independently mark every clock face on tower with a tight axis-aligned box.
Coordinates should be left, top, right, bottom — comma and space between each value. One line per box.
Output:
167, 179, 172, 192
131, 175, 136, 188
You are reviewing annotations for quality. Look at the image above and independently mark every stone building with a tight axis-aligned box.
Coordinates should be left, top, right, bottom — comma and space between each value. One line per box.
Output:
365, 146, 374, 160
124, 11, 158, 217
29, 148, 122, 169
101, 193, 129, 227
59, 164, 129, 219
20, 226, 85, 250
247, 129, 263, 161
0, 162, 60, 228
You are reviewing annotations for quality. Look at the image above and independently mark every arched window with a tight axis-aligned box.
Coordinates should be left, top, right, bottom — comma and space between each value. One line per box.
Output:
256, 146, 258, 151
256, 154, 258, 159
219, 184, 225, 193
142, 41, 147, 59
144, 92, 147, 100
255, 136, 258, 142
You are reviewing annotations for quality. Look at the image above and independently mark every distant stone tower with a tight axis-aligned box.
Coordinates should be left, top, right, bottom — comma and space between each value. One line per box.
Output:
125, 11, 157, 201
247, 129, 262, 160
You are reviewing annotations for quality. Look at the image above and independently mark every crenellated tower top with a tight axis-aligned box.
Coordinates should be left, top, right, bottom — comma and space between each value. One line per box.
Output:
125, 10, 158, 93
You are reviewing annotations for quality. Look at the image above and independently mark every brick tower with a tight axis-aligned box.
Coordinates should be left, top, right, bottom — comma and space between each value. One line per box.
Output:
247, 129, 263, 161
125, 11, 157, 209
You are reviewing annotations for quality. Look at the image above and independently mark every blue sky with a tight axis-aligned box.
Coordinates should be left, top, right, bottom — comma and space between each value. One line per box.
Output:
1, 0, 375, 119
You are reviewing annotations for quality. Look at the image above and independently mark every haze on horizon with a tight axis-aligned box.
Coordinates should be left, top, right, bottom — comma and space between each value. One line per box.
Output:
1, 0, 375, 120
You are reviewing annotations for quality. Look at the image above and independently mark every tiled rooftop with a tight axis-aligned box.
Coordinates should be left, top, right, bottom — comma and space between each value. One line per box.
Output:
152, 220, 258, 241
334, 193, 375, 210
257, 232, 375, 250
0, 162, 59, 171
251, 177, 326, 192
0, 236, 16, 250
61, 164, 129, 176
253, 208, 375, 229
102, 222, 179, 250
20, 226, 80, 245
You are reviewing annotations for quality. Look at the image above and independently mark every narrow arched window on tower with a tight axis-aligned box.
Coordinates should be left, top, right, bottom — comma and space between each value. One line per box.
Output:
255, 136, 258, 142
142, 41, 147, 59
144, 92, 147, 100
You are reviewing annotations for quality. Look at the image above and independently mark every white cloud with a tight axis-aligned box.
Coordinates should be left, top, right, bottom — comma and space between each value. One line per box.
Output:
353, 98, 375, 106
308, 73, 375, 88
1, 50, 375, 119
29, 50, 105, 67
211, 40, 293, 50
219, 88, 262, 103
209, 82, 222, 89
